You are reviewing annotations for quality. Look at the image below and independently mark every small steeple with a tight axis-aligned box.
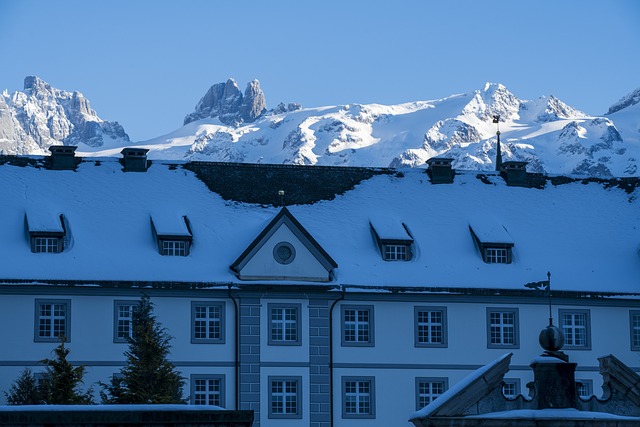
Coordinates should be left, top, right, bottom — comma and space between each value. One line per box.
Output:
493, 115, 502, 171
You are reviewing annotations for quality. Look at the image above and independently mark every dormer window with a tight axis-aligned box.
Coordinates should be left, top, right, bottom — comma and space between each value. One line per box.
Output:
469, 222, 514, 264
370, 218, 413, 261
151, 214, 193, 256
25, 211, 66, 254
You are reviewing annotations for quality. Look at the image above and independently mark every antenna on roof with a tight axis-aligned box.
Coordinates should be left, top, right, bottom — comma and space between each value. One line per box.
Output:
493, 114, 502, 171
278, 190, 285, 207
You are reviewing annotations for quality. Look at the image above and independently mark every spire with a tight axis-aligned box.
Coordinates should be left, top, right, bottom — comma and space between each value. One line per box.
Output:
493, 115, 502, 171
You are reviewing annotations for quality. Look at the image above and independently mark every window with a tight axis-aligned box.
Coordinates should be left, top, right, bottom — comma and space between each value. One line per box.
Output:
630, 311, 640, 351
33, 237, 61, 253
191, 302, 225, 344
484, 247, 508, 264
502, 378, 521, 398
268, 304, 301, 346
268, 376, 301, 419
35, 299, 70, 342
415, 378, 447, 410
273, 242, 296, 264
114, 300, 138, 343
576, 380, 593, 398
415, 307, 447, 347
384, 244, 409, 261
343, 377, 375, 418
559, 309, 591, 349
342, 305, 374, 346
486, 308, 519, 348
161, 240, 187, 256
191, 375, 225, 407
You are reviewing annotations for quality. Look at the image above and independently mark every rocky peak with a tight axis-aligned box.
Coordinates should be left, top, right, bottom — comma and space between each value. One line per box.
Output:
519, 95, 586, 123
241, 80, 267, 122
461, 82, 520, 121
606, 87, 640, 115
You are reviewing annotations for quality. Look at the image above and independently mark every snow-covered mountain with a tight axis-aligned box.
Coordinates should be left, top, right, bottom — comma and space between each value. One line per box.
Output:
0, 76, 129, 155
2, 76, 639, 177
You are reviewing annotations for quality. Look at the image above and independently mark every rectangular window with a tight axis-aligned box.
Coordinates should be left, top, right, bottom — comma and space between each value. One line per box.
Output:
576, 380, 593, 398
486, 308, 519, 348
560, 309, 591, 349
35, 299, 70, 342
33, 237, 61, 253
502, 378, 521, 398
268, 304, 301, 346
342, 305, 374, 346
384, 244, 408, 261
342, 376, 375, 418
191, 375, 225, 407
485, 247, 508, 263
415, 307, 447, 347
415, 378, 448, 410
268, 376, 302, 419
161, 240, 187, 256
191, 302, 225, 344
630, 311, 640, 351
114, 300, 138, 343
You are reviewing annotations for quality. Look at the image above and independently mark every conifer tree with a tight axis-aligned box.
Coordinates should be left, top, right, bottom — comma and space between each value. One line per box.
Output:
101, 295, 184, 404
40, 339, 93, 404
4, 368, 42, 405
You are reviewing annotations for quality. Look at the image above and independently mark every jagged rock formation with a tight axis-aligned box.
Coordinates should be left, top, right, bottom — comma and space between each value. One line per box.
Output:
183, 78, 267, 126
607, 87, 640, 115
0, 76, 129, 154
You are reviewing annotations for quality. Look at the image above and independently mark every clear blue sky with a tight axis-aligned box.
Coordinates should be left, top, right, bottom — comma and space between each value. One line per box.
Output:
1, 0, 638, 141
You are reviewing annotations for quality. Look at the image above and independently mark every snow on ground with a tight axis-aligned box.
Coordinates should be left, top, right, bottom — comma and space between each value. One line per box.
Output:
0, 159, 639, 293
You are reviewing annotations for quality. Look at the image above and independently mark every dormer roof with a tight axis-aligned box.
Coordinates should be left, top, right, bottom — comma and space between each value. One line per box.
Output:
370, 218, 413, 243
150, 214, 192, 237
469, 220, 514, 246
25, 209, 65, 235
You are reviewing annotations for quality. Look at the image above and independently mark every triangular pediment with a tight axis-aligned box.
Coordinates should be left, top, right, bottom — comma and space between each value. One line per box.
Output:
230, 207, 337, 282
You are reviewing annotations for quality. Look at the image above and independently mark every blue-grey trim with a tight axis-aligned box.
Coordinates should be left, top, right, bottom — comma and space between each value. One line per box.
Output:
559, 308, 591, 350
191, 301, 226, 344
113, 300, 138, 343
341, 376, 375, 419
486, 307, 520, 349
414, 306, 448, 348
268, 375, 302, 419
34, 298, 71, 343
190, 374, 225, 407
415, 377, 449, 410
268, 303, 302, 346
502, 377, 521, 398
260, 362, 309, 368
341, 304, 374, 347
576, 378, 594, 398
630, 310, 640, 351
273, 242, 296, 265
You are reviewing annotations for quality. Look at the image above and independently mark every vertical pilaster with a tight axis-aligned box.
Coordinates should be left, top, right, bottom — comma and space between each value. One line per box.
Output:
239, 298, 261, 426
309, 299, 331, 427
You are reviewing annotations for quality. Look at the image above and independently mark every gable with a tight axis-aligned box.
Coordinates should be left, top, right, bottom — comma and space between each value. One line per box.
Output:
230, 207, 337, 282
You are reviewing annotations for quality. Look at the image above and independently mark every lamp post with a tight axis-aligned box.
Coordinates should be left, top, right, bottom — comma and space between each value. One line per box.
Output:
493, 114, 502, 171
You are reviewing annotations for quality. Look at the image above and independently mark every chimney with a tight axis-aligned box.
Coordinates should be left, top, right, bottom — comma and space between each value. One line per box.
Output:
120, 148, 150, 172
47, 145, 79, 170
500, 161, 528, 187
426, 157, 454, 184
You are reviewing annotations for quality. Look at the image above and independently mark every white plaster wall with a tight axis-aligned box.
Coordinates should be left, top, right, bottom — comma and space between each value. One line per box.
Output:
240, 224, 329, 280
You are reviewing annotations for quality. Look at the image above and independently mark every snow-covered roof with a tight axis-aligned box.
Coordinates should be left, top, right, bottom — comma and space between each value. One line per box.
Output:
369, 217, 412, 241
25, 208, 64, 233
1, 158, 639, 294
150, 213, 191, 237
469, 219, 514, 245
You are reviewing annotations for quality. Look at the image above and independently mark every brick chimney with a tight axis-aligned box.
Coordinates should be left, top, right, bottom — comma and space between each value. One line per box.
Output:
426, 157, 454, 184
121, 148, 150, 172
47, 146, 79, 170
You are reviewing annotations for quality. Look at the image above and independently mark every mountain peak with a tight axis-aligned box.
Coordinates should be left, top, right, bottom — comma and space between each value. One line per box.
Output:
606, 87, 640, 115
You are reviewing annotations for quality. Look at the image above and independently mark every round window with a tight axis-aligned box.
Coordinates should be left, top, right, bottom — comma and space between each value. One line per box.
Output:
273, 242, 296, 265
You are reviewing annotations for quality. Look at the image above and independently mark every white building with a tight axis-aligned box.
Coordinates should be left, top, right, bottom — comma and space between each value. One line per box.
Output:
0, 150, 639, 427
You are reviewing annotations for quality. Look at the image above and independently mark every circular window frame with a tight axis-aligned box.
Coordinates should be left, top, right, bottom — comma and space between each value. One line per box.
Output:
273, 241, 296, 265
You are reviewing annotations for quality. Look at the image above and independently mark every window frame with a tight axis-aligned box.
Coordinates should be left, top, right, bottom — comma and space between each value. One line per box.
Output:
113, 300, 138, 343
268, 376, 302, 419
414, 306, 447, 348
342, 376, 375, 419
34, 299, 71, 342
32, 236, 62, 253
576, 379, 593, 399
191, 374, 225, 407
383, 244, 410, 261
268, 303, 302, 346
630, 310, 640, 351
559, 309, 591, 350
486, 307, 519, 349
415, 377, 448, 410
502, 378, 521, 398
484, 247, 508, 264
160, 239, 189, 256
341, 305, 375, 347
191, 301, 225, 344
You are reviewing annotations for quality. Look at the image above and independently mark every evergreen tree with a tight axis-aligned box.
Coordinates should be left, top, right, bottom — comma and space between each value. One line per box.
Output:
101, 295, 184, 404
40, 339, 93, 404
4, 368, 43, 405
